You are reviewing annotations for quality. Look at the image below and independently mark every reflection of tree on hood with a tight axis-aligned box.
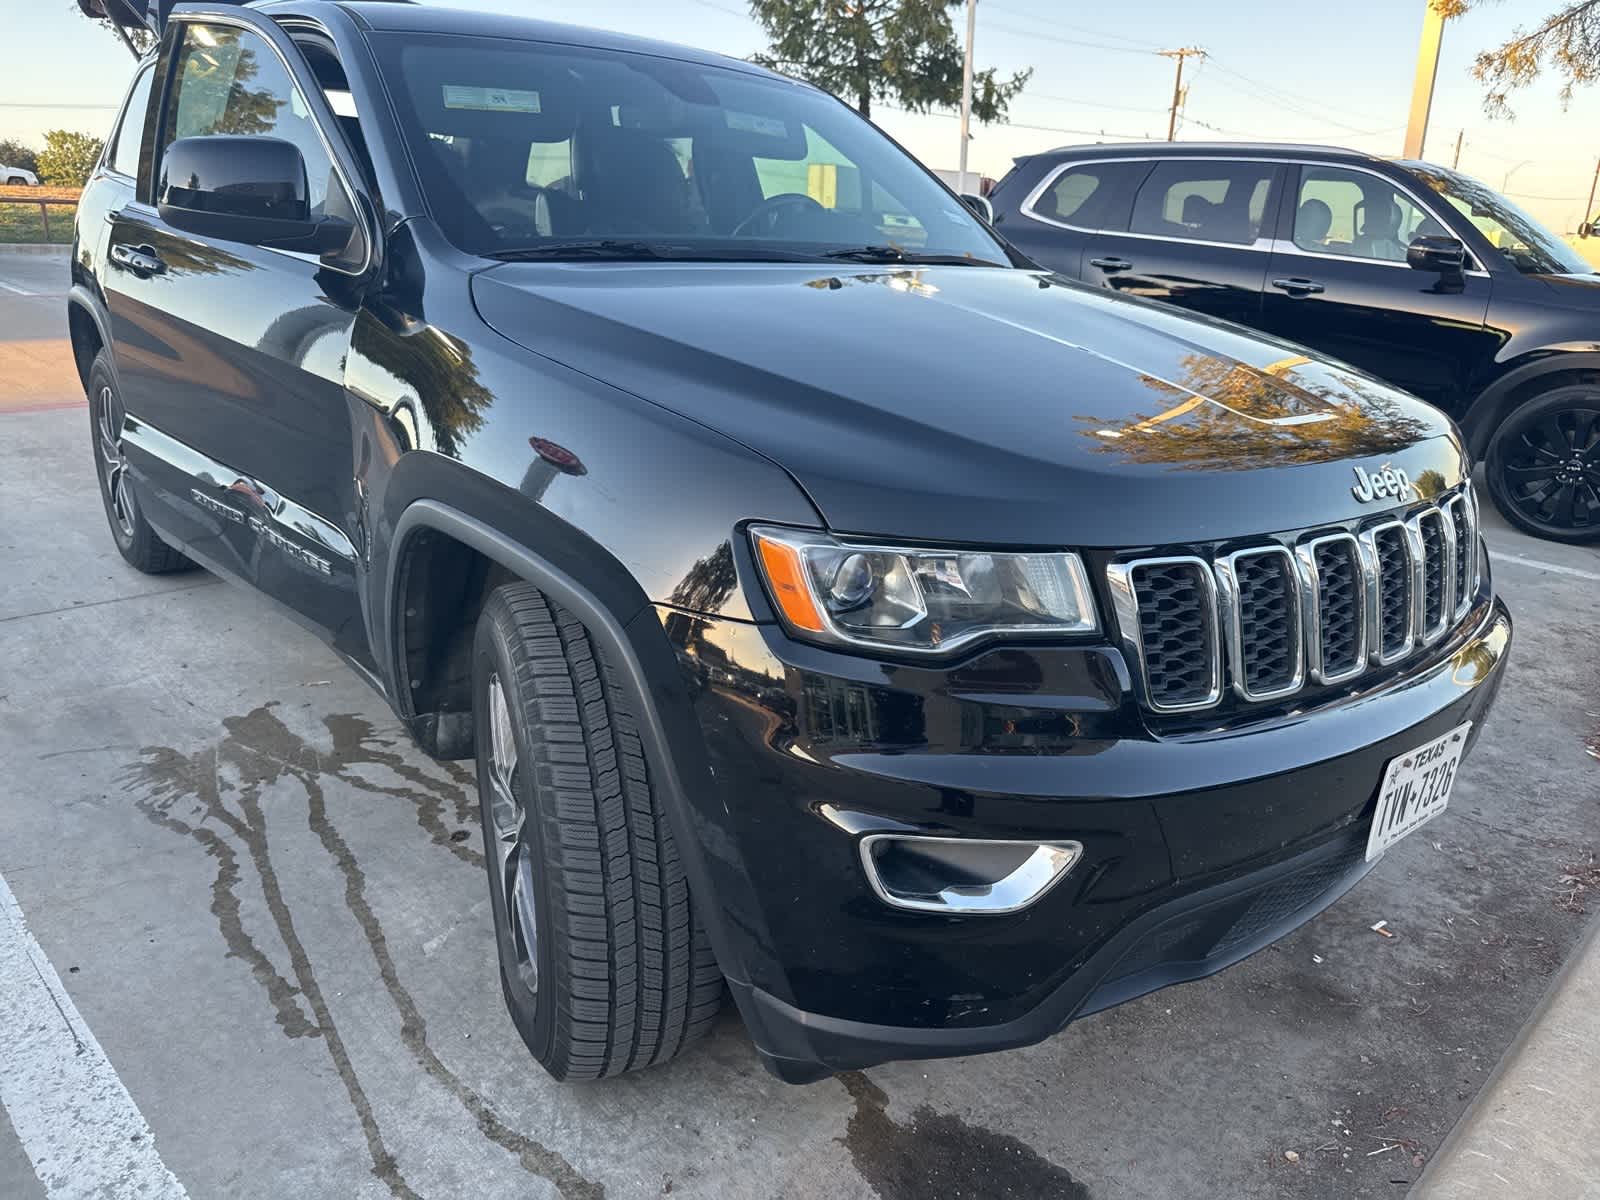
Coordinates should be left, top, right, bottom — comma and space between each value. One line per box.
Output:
1077, 352, 1433, 472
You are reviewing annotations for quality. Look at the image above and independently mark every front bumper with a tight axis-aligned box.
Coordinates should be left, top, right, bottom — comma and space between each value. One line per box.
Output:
649, 591, 1512, 1083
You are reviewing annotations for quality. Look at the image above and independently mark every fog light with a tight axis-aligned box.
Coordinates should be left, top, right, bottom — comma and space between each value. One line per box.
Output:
859, 834, 1083, 915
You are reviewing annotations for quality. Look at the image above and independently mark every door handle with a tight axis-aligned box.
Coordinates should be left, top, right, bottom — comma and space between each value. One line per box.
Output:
1089, 256, 1133, 273
111, 243, 166, 276
1271, 277, 1324, 295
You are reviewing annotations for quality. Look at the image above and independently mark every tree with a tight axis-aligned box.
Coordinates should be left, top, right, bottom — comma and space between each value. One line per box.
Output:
0, 140, 40, 175
36, 130, 105, 186
750, 0, 1030, 121
1439, 0, 1600, 115
72, 0, 157, 55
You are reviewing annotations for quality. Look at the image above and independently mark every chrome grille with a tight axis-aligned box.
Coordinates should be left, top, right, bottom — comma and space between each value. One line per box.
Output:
1219, 548, 1301, 700
1112, 558, 1220, 712
1301, 534, 1365, 683
1368, 522, 1413, 662
1113, 485, 1477, 713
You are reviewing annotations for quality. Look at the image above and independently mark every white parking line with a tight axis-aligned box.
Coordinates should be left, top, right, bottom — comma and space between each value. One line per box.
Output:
0, 279, 36, 296
1488, 550, 1600, 583
0, 872, 188, 1200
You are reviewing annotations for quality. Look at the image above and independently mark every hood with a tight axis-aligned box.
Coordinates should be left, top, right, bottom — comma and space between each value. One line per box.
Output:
472, 262, 1465, 547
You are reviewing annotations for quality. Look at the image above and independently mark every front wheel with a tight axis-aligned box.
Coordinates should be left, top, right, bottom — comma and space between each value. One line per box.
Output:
472, 582, 723, 1079
1485, 384, 1600, 543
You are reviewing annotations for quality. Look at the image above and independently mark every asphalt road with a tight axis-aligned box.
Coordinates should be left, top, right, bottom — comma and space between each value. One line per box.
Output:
2, 247, 1598, 1200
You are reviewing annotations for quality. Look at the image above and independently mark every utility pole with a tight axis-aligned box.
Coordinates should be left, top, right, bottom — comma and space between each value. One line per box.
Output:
1403, 1, 1446, 159
1452, 129, 1464, 169
957, 0, 977, 195
1159, 47, 1205, 141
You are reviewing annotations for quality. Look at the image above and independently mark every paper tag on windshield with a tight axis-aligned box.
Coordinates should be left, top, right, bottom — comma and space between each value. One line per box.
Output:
724, 110, 787, 137
443, 85, 541, 113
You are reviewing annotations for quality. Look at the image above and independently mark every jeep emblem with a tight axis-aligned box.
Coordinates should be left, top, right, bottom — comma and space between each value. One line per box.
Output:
1351, 464, 1414, 505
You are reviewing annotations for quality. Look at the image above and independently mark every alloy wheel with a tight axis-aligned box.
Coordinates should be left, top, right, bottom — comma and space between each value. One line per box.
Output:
486, 672, 538, 995
95, 385, 135, 540
1499, 405, 1600, 533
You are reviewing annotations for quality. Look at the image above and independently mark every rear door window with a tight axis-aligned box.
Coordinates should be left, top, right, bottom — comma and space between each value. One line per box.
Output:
108, 66, 155, 180
1130, 160, 1281, 246
1029, 160, 1149, 232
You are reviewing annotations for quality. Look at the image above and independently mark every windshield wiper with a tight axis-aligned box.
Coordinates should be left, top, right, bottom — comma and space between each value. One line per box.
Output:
820, 246, 1004, 267
487, 240, 675, 261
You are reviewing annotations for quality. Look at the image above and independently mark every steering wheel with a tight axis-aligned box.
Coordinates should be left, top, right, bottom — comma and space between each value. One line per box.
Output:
732, 192, 826, 238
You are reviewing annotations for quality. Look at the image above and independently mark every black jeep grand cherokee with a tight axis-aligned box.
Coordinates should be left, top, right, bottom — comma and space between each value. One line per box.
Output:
73, 0, 1510, 1084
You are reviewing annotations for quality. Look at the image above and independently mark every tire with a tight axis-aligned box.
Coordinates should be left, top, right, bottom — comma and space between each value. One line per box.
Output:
87, 352, 193, 573
472, 582, 723, 1079
1485, 383, 1600, 543
4, 176, 24, 187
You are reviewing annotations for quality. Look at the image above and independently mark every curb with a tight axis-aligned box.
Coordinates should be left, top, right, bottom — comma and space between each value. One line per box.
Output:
1410, 914, 1600, 1199
0, 243, 71, 255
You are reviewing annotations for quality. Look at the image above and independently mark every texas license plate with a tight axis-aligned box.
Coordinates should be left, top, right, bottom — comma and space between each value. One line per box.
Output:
1365, 722, 1472, 862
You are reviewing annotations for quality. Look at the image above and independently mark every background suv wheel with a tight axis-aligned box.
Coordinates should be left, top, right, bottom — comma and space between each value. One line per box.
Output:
88, 351, 193, 574
1486, 384, 1600, 543
471, 582, 724, 1079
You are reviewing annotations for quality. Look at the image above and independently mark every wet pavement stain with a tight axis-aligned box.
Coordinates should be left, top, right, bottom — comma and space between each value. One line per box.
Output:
123, 704, 602, 1200
838, 1071, 1089, 1200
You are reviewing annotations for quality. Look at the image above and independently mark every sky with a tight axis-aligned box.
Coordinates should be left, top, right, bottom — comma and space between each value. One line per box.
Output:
3, 0, 1598, 232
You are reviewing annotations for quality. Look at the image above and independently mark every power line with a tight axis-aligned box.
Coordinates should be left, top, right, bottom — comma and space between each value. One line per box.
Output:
984, 20, 1160, 56
1203, 57, 1396, 135
681, 0, 748, 15
982, 5, 1163, 52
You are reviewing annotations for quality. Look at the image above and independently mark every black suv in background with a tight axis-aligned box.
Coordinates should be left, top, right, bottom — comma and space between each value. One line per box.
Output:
989, 143, 1600, 542
73, 1, 1510, 1084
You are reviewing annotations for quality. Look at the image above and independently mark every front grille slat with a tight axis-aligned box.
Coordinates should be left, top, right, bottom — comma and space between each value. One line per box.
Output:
1113, 486, 1475, 713
1222, 548, 1301, 699
1304, 534, 1365, 683
1369, 522, 1413, 662
1122, 559, 1219, 711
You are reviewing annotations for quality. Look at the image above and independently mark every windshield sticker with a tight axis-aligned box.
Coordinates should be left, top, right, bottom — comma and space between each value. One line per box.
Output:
443, 85, 541, 114
724, 110, 788, 137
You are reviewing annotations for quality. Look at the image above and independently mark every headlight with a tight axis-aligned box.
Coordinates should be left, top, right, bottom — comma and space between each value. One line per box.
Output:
749, 525, 1098, 654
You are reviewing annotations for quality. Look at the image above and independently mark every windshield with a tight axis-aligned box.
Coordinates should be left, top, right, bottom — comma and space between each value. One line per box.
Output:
372, 33, 1009, 264
1405, 162, 1590, 276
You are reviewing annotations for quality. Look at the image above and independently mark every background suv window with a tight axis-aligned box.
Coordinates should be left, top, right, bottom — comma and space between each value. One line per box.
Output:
108, 66, 154, 179
1030, 160, 1149, 231
1293, 166, 1436, 263
1130, 160, 1277, 246
162, 23, 342, 219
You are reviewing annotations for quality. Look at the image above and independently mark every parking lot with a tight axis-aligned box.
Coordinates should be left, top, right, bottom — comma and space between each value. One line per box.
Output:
1, 244, 1597, 1199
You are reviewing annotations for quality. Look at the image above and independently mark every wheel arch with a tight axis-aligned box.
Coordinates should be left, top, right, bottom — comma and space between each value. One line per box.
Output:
384, 497, 773, 1007
66, 285, 113, 393
1462, 350, 1600, 459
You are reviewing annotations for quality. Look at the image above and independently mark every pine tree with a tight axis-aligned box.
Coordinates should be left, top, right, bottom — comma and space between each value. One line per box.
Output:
750, 0, 1030, 121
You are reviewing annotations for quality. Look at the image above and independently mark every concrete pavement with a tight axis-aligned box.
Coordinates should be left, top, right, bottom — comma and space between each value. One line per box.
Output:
3, 245, 1599, 1199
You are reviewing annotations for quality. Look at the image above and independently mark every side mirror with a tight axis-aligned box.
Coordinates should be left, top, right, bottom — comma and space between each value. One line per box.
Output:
1406, 234, 1467, 274
961, 193, 995, 224
158, 135, 353, 255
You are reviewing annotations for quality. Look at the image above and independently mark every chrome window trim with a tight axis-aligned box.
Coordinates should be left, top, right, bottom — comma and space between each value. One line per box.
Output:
1106, 555, 1223, 713
1294, 532, 1368, 686
161, 11, 372, 278
1019, 154, 1488, 276
1360, 519, 1415, 666
1215, 545, 1304, 702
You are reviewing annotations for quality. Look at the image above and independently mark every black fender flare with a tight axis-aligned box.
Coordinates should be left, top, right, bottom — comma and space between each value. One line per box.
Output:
384, 496, 783, 1012
66, 283, 117, 392
1462, 350, 1600, 458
